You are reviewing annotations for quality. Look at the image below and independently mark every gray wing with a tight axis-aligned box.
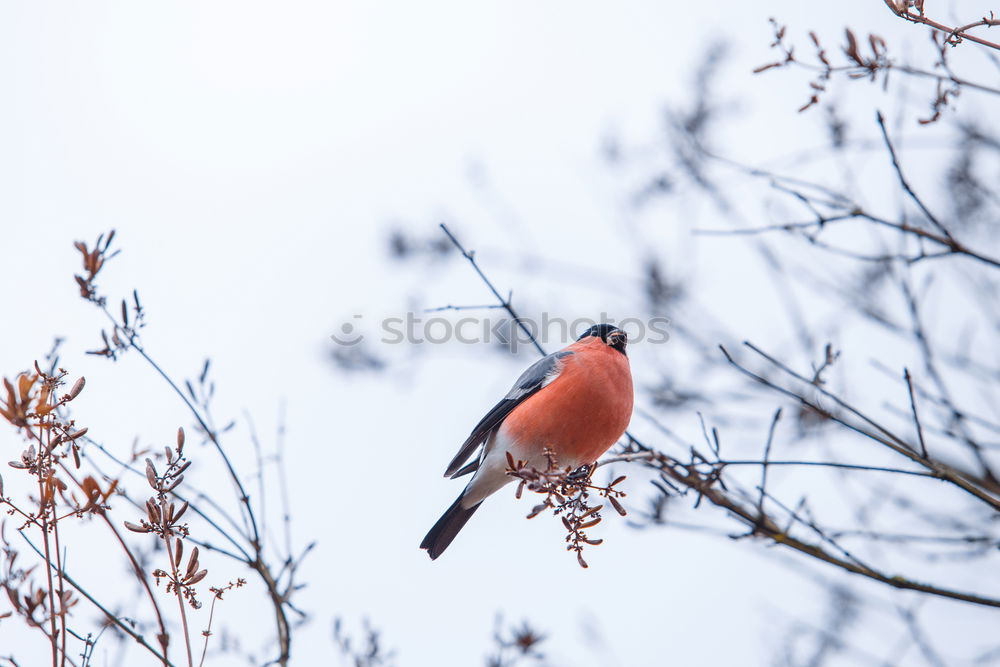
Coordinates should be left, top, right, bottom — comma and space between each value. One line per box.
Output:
443, 350, 573, 478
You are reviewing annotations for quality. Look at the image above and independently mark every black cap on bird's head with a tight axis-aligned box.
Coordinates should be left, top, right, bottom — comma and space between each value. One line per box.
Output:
578, 323, 628, 354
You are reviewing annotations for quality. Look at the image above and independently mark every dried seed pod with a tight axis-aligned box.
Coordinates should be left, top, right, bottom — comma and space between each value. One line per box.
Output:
17, 374, 33, 401
173, 538, 183, 564
576, 552, 588, 568
124, 521, 149, 533
186, 547, 200, 579
869, 33, 886, 55
844, 28, 864, 66
173, 501, 189, 522
579, 518, 602, 530
753, 62, 783, 74
43, 435, 61, 455
72, 444, 81, 469
610, 475, 626, 487
527, 503, 547, 519
609, 496, 626, 516
188, 569, 207, 586
164, 475, 184, 492
165, 447, 173, 464
8, 461, 27, 470
66, 428, 88, 442
0, 473, 4, 497
67, 377, 86, 401
146, 499, 161, 523
583, 537, 604, 546
176, 427, 185, 453
145, 459, 158, 489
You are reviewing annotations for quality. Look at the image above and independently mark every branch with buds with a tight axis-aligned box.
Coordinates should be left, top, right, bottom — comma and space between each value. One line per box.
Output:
506, 450, 628, 568
69, 231, 304, 665
755, 19, 1000, 123
883, 0, 1000, 51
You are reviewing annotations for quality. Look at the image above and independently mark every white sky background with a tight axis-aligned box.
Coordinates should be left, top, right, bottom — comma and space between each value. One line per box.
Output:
1, 1, 998, 665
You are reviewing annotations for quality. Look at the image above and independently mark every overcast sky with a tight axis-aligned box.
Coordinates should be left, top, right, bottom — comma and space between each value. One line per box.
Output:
1, 2, 997, 665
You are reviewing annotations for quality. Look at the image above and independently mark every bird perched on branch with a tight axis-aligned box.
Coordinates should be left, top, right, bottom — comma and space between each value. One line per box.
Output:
421, 323, 634, 559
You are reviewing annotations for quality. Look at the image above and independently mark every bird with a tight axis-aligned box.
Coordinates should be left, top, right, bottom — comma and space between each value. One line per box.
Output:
420, 323, 634, 559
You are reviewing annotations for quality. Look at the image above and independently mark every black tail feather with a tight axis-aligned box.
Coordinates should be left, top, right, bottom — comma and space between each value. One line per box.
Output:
420, 494, 482, 560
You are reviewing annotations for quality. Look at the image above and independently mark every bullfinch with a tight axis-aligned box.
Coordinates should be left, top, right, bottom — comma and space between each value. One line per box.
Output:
421, 323, 634, 559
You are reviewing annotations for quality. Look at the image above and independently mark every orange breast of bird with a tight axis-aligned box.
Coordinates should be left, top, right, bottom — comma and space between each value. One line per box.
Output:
500, 338, 634, 468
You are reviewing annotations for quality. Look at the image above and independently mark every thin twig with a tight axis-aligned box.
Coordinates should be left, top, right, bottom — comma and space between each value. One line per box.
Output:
875, 111, 952, 240
904, 368, 928, 458
439, 224, 547, 357
757, 408, 782, 515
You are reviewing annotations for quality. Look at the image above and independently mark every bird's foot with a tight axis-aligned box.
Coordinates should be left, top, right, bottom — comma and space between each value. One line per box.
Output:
566, 463, 593, 483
